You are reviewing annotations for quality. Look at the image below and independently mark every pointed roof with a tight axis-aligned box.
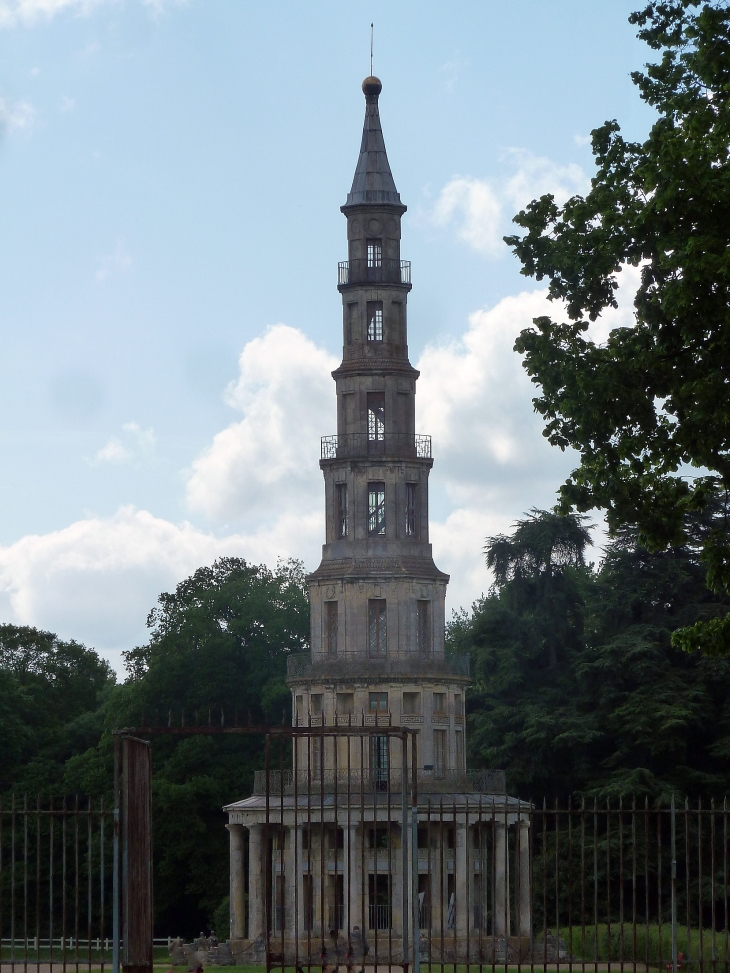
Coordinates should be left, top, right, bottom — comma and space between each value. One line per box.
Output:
345, 76, 403, 207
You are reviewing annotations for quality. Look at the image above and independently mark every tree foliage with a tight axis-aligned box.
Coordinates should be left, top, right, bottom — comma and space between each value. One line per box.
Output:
505, 1, 730, 654
69, 556, 310, 937
452, 510, 730, 801
0, 624, 114, 795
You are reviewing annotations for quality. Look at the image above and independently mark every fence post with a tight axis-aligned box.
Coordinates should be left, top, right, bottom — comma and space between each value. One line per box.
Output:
113, 735, 121, 973
412, 804, 419, 973
672, 797, 678, 973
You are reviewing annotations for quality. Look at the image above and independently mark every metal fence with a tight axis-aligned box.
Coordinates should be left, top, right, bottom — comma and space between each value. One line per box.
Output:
4, 720, 730, 973
0, 796, 115, 973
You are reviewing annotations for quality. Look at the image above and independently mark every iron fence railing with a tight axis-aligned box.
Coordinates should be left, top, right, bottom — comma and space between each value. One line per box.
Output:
337, 259, 411, 286
286, 650, 469, 680
0, 796, 115, 973
320, 432, 431, 460
5, 723, 730, 973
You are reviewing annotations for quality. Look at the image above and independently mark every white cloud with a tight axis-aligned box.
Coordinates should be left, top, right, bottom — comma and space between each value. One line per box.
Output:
60, 95, 75, 112
122, 421, 155, 451
96, 240, 132, 282
0, 0, 183, 27
431, 149, 590, 257
92, 421, 155, 465
185, 324, 337, 523
94, 439, 131, 464
415, 289, 586, 608
0, 505, 321, 673
432, 177, 502, 256
0, 95, 35, 135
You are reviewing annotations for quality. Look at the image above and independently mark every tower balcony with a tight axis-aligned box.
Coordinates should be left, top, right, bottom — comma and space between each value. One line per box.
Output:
338, 259, 411, 286
321, 432, 431, 461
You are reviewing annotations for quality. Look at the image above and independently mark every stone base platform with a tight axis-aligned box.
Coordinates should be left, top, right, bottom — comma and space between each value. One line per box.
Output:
230, 934, 568, 966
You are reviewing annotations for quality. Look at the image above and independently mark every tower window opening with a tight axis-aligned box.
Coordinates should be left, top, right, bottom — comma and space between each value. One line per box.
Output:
303, 875, 314, 931
368, 482, 386, 535
325, 600, 338, 657
368, 600, 387, 657
455, 692, 464, 719
417, 600, 431, 655
367, 392, 385, 441
433, 692, 445, 715
402, 691, 421, 715
311, 693, 323, 717
311, 735, 322, 777
337, 692, 354, 715
369, 691, 388, 712
455, 729, 464, 771
368, 873, 391, 930
433, 729, 447, 778
406, 482, 417, 536
370, 735, 389, 791
367, 301, 384, 342
367, 239, 382, 268
335, 482, 348, 538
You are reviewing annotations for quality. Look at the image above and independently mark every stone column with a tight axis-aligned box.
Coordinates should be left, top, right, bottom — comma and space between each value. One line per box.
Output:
248, 824, 265, 940
516, 819, 531, 937
228, 824, 246, 940
294, 826, 306, 943
284, 826, 298, 941
342, 823, 352, 931
494, 819, 510, 937
455, 815, 468, 941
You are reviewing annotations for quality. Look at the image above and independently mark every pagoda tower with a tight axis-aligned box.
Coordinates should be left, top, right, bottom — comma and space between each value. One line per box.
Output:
288, 75, 468, 777
225, 78, 528, 964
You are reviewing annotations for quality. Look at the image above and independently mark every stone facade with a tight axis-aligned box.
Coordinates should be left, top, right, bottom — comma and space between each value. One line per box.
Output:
224, 75, 530, 965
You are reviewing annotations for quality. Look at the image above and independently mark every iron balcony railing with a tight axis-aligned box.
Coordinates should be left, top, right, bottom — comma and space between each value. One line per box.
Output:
252, 769, 507, 796
338, 259, 411, 286
321, 432, 431, 460
287, 651, 470, 680
368, 902, 391, 931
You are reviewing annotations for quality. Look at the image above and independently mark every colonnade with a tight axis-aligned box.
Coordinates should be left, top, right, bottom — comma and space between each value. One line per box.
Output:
227, 814, 531, 946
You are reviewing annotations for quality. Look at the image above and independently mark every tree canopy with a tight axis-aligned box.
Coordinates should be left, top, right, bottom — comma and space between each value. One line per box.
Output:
451, 510, 730, 801
0, 624, 114, 795
506, 1, 730, 655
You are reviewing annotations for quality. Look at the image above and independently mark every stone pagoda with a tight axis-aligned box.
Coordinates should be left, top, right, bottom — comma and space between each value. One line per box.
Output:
225, 76, 530, 966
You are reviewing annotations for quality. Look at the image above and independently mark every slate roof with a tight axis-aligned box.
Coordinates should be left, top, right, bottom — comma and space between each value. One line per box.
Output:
345, 77, 403, 207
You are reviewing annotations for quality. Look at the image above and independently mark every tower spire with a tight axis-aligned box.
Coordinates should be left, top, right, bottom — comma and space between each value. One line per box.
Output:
345, 76, 402, 207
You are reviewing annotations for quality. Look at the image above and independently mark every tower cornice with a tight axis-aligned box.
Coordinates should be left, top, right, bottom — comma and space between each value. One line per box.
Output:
331, 360, 419, 379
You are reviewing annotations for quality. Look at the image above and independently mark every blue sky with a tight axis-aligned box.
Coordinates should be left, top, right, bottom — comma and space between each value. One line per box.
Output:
0, 0, 654, 671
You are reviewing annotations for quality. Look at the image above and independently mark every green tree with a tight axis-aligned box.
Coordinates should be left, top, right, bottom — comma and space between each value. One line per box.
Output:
457, 511, 730, 800
0, 624, 114, 794
70, 556, 310, 937
486, 509, 592, 668
505, 1, 730, 654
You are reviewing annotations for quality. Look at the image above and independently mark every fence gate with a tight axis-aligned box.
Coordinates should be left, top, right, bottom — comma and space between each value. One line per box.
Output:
254, 725, 416, 973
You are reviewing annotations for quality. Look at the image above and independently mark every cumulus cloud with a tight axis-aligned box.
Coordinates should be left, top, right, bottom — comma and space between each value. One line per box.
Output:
0, 95, 35, 136
0, 505, 321, 672
186, 324, 337, 524
431, 149, 590, 257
